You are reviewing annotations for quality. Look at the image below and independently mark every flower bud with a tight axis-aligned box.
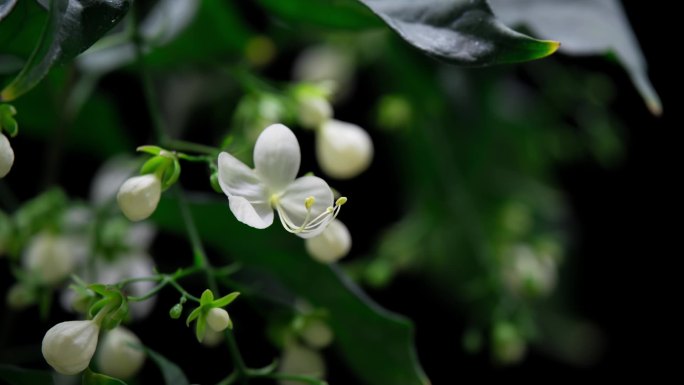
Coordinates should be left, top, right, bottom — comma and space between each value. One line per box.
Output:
305, 220, 351, 263
0, 133, 14, 178
169, 303, 183, 319
316, 120, 373, 179
42, 320, 100, 375
502, 244, 557, 298
297, 94, 332, 130
299, 319, 333, 349
22, 232, 77, 285
279, 341, 326, 385
96, 326, 145, 379
206, 308, 231, 332
116, 174, 162, 221
201, 328, 224, 348
6, 283, 35, 309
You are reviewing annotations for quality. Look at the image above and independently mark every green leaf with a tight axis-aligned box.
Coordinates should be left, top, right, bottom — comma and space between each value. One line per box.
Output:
0, 364, 54, 385
0, 0, 18, 21
358, 0, 559, 66
212, 292, 240, 308
0, 0, 131, 101
256, 0, 382, 29
153, 197, 429, 385
138, 345, 191, 385
489, 0, 662, 115
82, 368, 127, 385
0, 0, 48, 76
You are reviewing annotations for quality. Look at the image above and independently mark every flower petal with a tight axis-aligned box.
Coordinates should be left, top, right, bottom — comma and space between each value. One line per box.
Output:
279, 176, 333, 238
229, 196, 274, 229
253, 124, 301, 191
217, 152, 269, 201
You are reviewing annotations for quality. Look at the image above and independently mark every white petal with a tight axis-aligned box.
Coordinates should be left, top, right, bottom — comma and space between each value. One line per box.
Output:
279, 176, 333, 239
229, 196, 274, 229
0, 133, 14, 178
218, 152, 269, 201
254, 124, 301, 191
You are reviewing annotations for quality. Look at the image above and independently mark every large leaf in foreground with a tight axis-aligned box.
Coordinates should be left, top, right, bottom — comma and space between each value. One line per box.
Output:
153, 196, 429, 385
0, 0, 130, 101
489, 0, 661, 115
0, 0, 17, 21
358, 0, 559, 66
257, 0, 382, 29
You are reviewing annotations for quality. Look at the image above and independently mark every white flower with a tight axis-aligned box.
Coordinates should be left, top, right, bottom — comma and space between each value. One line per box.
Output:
116, 174, 162, 221
42, 320, 100, 375
305, 219, 351, 264
96, 326, 145, 379
316, 119, 373, 179
0, 133, 14, 178
218, 124, 345, 238
206, 308, 231, 332
22, 232, 77, 285
278, 341, 326, 385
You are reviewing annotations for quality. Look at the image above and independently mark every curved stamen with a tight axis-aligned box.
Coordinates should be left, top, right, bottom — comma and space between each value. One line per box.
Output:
274, 196, 347, 235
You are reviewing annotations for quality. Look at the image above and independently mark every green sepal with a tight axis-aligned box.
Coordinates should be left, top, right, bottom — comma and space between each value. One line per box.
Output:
0, 104, 18, 137
199, 289, 214, 305
161, 158, 181, 191
211, 292, 240, 308
136, 145, 163, 155
82, 367, 128, 385
194, 315, 207, 343
140, 156, 170, 175
185, 307, 201, 327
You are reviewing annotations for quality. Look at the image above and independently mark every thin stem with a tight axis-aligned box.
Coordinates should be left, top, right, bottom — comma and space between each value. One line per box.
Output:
215, 370, 239, 385
167, 139, 219, 155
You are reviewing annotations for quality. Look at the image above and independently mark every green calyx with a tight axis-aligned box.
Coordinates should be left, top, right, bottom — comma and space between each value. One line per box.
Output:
0, 104, 18, 137
138, 146, 181, 191
87, 284, 129, 330
185, 289, 240, 342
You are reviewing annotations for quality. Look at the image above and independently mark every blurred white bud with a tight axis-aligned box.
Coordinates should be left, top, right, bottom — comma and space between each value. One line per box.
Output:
6, 283, 34, 309
300, 319, 334, 349
502, 244, 557, 297
292, 45, 355, 101
305, 220, 351, 263
0, 133, 14, 178
316, 120, 373, 179
42, 320, 100, 375
22, 232, 77, 285
206, 308, 232, 332
279, 341, 326, 385
96, 326, 145, 379
201, 328, 225, 348
297, 94, 332, 130
492, 322, 527, 365
117, 174, 162, 221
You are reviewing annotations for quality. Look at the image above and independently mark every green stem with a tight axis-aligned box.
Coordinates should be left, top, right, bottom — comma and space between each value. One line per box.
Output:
167, 139, 220, 155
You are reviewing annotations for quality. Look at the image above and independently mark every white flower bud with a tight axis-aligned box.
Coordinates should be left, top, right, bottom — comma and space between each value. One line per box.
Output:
116, 174, 162, 221
502, 244, 557, 297
22, 232, 77, 285
42, 320, 100, 375
316, 119, 373, 179
201, 327, 225, 348
206, 308, 231, 332
300, 319, 333, 349
0, 133, 14, 178
96, 327, 145, 379
305, 219, 351, 263
297, 95, 332, 130
279, 341, 326, 385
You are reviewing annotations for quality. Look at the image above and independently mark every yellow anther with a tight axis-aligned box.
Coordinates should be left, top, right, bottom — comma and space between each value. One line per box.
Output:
305, 196, 315, 210
335, 197, 347, 206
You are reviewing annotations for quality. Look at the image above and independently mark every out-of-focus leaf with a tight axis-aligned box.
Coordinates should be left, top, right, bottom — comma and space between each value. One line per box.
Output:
0, 0, 131, 101
0, 0, 18, 21
82, 368, 128, 385
137, 345, 190, 385
0, 0, 47, 75
257, 0, 382, 29
0, 364, 54, 385
153, 197, 429, 385
357, 0, 559, 66
489, 0, 661, 115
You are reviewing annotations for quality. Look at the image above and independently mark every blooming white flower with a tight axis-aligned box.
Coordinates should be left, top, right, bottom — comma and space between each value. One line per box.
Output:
206, 308, 232, 332
305, 219, 351, 264
117, 174, 162, 221
0, 133, 14, 178
96, 326, 145, 379
42, 320, 100, 375
218, 124, 345, 238
22, 232, 78, 285
316, 119, 373, 179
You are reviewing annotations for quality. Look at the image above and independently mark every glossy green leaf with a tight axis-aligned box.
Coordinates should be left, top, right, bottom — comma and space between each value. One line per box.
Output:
153, 197, 429, 385
139, 345, 191, 385
0, 0, 48, 76
82, 368, 127, 385
0, 0, 131, 101
257, 0, 382, 29
358, 0, 559, 66
0, 0, 17, 21
490, 0, 661, 115
0, 365, 54, 385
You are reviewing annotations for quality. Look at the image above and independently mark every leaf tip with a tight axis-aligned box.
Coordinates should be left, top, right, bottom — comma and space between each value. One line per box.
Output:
539, 39, 561, 58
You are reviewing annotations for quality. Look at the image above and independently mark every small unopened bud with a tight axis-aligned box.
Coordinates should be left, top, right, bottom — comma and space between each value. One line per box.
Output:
117, 174, 162, 221
42, 320, 100, 375
297, 94, 332, 130
96, 326, 145, 379
169, 303, 183, 319
0, 133, 14, 178
305, 220, 351, 264
316, 120, 373, 179
300, 319, 334, 349
206, 308, 232, 332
